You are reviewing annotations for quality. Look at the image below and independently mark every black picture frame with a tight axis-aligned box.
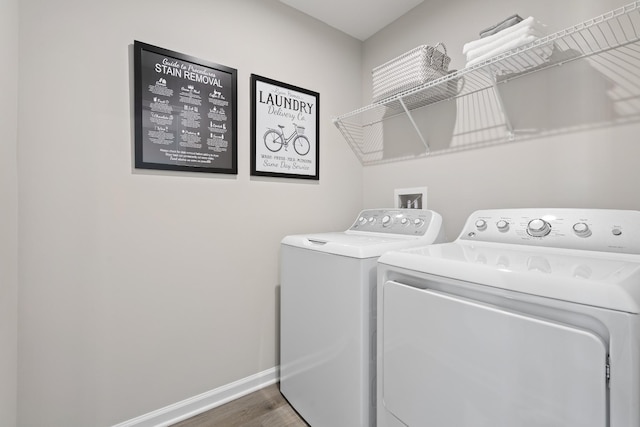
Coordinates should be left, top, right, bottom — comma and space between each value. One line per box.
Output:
250, 74, 319, 180
134, 41, 237, 174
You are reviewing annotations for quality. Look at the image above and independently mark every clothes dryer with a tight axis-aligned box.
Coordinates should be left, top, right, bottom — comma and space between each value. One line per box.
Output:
280, 209, 446, 427
377, 208, 640, 427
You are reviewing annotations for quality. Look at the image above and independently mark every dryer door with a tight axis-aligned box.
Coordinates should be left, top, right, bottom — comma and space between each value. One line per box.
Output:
382, 280, 608, 427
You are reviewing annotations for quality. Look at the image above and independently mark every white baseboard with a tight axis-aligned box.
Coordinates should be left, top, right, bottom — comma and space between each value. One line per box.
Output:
112, 366, 279, 427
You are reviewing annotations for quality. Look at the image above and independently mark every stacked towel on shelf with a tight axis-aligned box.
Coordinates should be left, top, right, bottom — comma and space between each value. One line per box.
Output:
463, 16, 551, 68
479, 14, 523, 38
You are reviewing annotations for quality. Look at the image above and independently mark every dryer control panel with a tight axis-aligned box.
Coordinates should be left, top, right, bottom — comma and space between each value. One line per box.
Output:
348, 209, 439, 236
459, 208, 640, 254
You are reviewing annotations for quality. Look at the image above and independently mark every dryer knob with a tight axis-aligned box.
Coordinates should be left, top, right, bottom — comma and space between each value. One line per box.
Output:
475, 219, 487, 231
573, 222, 592, 237
527, 218, 551, 237
496, 220, 509, 232
400, 217, 409, 226
358, 216, 367, 225
414, 218, 425, 228
382, 215, 392, 227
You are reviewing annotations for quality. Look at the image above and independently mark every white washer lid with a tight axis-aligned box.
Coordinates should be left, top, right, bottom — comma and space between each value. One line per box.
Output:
379, 241, 640, 313
282, 232, 434, 259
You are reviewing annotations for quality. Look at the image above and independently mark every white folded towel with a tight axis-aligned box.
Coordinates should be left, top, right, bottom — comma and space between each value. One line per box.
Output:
463, 16, 546, 55
466, 25, 545, 62
466, 35, 548, 67
463, 15, 550, 68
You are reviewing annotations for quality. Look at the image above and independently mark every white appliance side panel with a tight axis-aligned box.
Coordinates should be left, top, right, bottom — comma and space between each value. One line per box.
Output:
382, 280, 609, 427
280, 245, 377, 427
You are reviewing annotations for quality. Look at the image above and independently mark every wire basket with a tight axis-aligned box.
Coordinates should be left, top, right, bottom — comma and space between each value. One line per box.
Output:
296, 125, 305, 135
372, 43, 451, 102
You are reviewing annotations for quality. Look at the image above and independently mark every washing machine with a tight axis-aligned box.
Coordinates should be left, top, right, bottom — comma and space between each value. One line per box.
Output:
280, 208, 446, 427
377, 208, 640, 427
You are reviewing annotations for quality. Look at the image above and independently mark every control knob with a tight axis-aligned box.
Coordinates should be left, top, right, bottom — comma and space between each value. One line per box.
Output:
475, 219, 487, 231
414, 218, 425, 228
572, 222, 592, 238
527, 218, 551, 237
496, 220, 509, 232
382, 215, 392, 227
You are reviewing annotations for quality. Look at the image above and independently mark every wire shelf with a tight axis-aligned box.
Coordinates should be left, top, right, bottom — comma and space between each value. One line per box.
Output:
333, 1, 640, 165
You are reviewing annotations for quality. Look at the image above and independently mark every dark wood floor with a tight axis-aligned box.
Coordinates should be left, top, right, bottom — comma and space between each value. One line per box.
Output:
171, 383, 310, 427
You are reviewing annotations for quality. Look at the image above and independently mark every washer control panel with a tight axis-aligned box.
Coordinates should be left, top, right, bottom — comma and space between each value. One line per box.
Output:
459, 208, 640, 254
349, 209, 435, 236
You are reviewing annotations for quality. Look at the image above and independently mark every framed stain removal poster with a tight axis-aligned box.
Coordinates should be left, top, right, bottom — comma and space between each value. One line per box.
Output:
134, 41, 237, 174
250, 74, 319, 180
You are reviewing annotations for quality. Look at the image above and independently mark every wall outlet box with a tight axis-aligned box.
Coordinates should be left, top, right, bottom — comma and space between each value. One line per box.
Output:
395, 187, 427, 209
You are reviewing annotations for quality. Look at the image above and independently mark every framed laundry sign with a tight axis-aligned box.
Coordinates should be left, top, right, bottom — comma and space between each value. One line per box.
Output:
134, 41, 237, 174
250, 74, 319, 180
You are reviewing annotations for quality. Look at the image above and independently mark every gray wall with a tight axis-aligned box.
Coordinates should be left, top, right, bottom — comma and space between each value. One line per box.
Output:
12, 0, 640, 425
361, 0, 640, 239
16, 0, 362, 425
0, 0, 18, 425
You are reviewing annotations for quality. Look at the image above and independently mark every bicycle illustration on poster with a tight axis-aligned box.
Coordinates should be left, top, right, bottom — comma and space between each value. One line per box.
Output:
250, 74, 319, 180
